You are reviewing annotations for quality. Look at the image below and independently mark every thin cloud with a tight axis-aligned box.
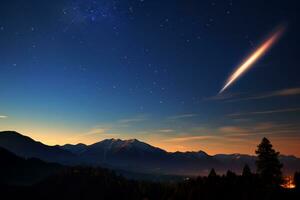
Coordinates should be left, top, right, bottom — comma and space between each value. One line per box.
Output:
218, 122, 300, 137
66, 127, 120, 145
228, 87, 300, 102
82, 127, 119, 137
165, 135, 249, 143
219, 126, 250, 134
203, 92, 241, 101
0, 115, 8, 119
206, 87, 300, 103
86, 128, 108, 135
168, 114, 198, 120
232, 118, 252, 122
229, 107, 300, 117
157, 129, 174, 133
166, 135, 217, 142
76, 127, 119, 138
268, 87, 300, 96
118, 116, 147, 124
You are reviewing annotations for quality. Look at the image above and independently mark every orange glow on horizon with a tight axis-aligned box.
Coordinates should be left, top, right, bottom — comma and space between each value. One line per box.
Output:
1, 128, 300, 157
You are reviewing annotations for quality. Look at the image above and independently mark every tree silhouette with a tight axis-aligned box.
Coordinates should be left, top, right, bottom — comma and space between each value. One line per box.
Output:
255, 137, 283, 186
208, 168, 217, 178
294, 172, 300, 190
242, 164, 252, 177
226, 170, 236, 178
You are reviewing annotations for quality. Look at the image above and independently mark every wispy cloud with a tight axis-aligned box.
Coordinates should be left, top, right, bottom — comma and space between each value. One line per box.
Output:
218, 126, 250, 134
205, 87, 300, 103
165, 135, 217, 142
69, 127, 120, 144
228, 87, 300, 102
231, 118, 252, 122
86, 128, 108, 135
218, 122, 300, 137
0, 115, 8, 119
157, 129, 174, 133
262, 87, 300, 97
83, 127, 120, 137
165, 134, 252, 143
166, 122, 300, 144
168, 114, 198, 120
118, 115, 147, 124
229, 107, 300, 117
203, 92, 241, 101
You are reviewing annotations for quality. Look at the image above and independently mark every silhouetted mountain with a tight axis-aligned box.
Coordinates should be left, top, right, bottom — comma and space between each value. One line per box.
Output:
79, 139, 168, 170
0, 131, 78, 164
1, 131, 300, 176
214, 154, 256, 173
58, 140, 250, 175
0, 147, 62, 185
61, 143, 87, 154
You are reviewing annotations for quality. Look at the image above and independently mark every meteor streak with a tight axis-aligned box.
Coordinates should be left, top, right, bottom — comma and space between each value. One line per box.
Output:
219, 26, 286, 93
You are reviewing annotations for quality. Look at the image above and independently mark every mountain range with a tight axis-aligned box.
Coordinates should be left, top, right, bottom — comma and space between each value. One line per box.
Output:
0, 131, 299, 176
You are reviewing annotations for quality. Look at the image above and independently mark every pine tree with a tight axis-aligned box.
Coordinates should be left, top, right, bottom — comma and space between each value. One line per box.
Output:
226, 170, 236, 178
294, 172, 300, 190
242, 164, 252, 177
255, 137, 283, 186
208, 168, 217, 178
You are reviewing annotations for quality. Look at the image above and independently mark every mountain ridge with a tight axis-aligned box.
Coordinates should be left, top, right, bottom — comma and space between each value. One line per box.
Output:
0, 130, 300, 176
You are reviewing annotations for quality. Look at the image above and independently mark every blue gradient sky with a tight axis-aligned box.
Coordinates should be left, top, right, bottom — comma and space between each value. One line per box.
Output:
0, 0, 300, 155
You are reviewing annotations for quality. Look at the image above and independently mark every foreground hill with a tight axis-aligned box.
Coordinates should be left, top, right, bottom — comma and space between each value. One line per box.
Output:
0, 147, 62, 185
0, 152, 299, 200
0, 131, 300, 176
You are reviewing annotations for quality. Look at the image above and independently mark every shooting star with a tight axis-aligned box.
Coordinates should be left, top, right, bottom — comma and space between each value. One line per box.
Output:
219, 25, 286, 93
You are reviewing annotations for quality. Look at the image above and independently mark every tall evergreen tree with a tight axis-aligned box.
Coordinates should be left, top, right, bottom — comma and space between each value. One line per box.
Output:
294, 172, 300, 190
242, 164, 252, 177
208, 168, 217, 178
255, 137, 283, 186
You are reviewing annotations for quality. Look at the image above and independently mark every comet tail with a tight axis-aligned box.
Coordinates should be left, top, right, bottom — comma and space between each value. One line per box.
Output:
219, 26, 285, 93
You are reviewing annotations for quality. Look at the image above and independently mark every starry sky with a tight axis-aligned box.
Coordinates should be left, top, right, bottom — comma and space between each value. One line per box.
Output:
0, 0, 300, 156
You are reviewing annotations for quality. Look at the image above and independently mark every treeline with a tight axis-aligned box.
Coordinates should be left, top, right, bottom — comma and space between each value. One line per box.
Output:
170, 168, 300, 200
1, 137, 300, 200
2, 166, 300, 200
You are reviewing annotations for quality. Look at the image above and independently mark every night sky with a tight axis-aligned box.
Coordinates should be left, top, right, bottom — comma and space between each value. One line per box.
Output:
1, 0, 300, 156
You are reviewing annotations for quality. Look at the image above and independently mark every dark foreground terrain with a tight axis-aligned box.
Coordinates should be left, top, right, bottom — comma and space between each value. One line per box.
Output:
1, 166, 300, 200
1, 146, 299, 200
